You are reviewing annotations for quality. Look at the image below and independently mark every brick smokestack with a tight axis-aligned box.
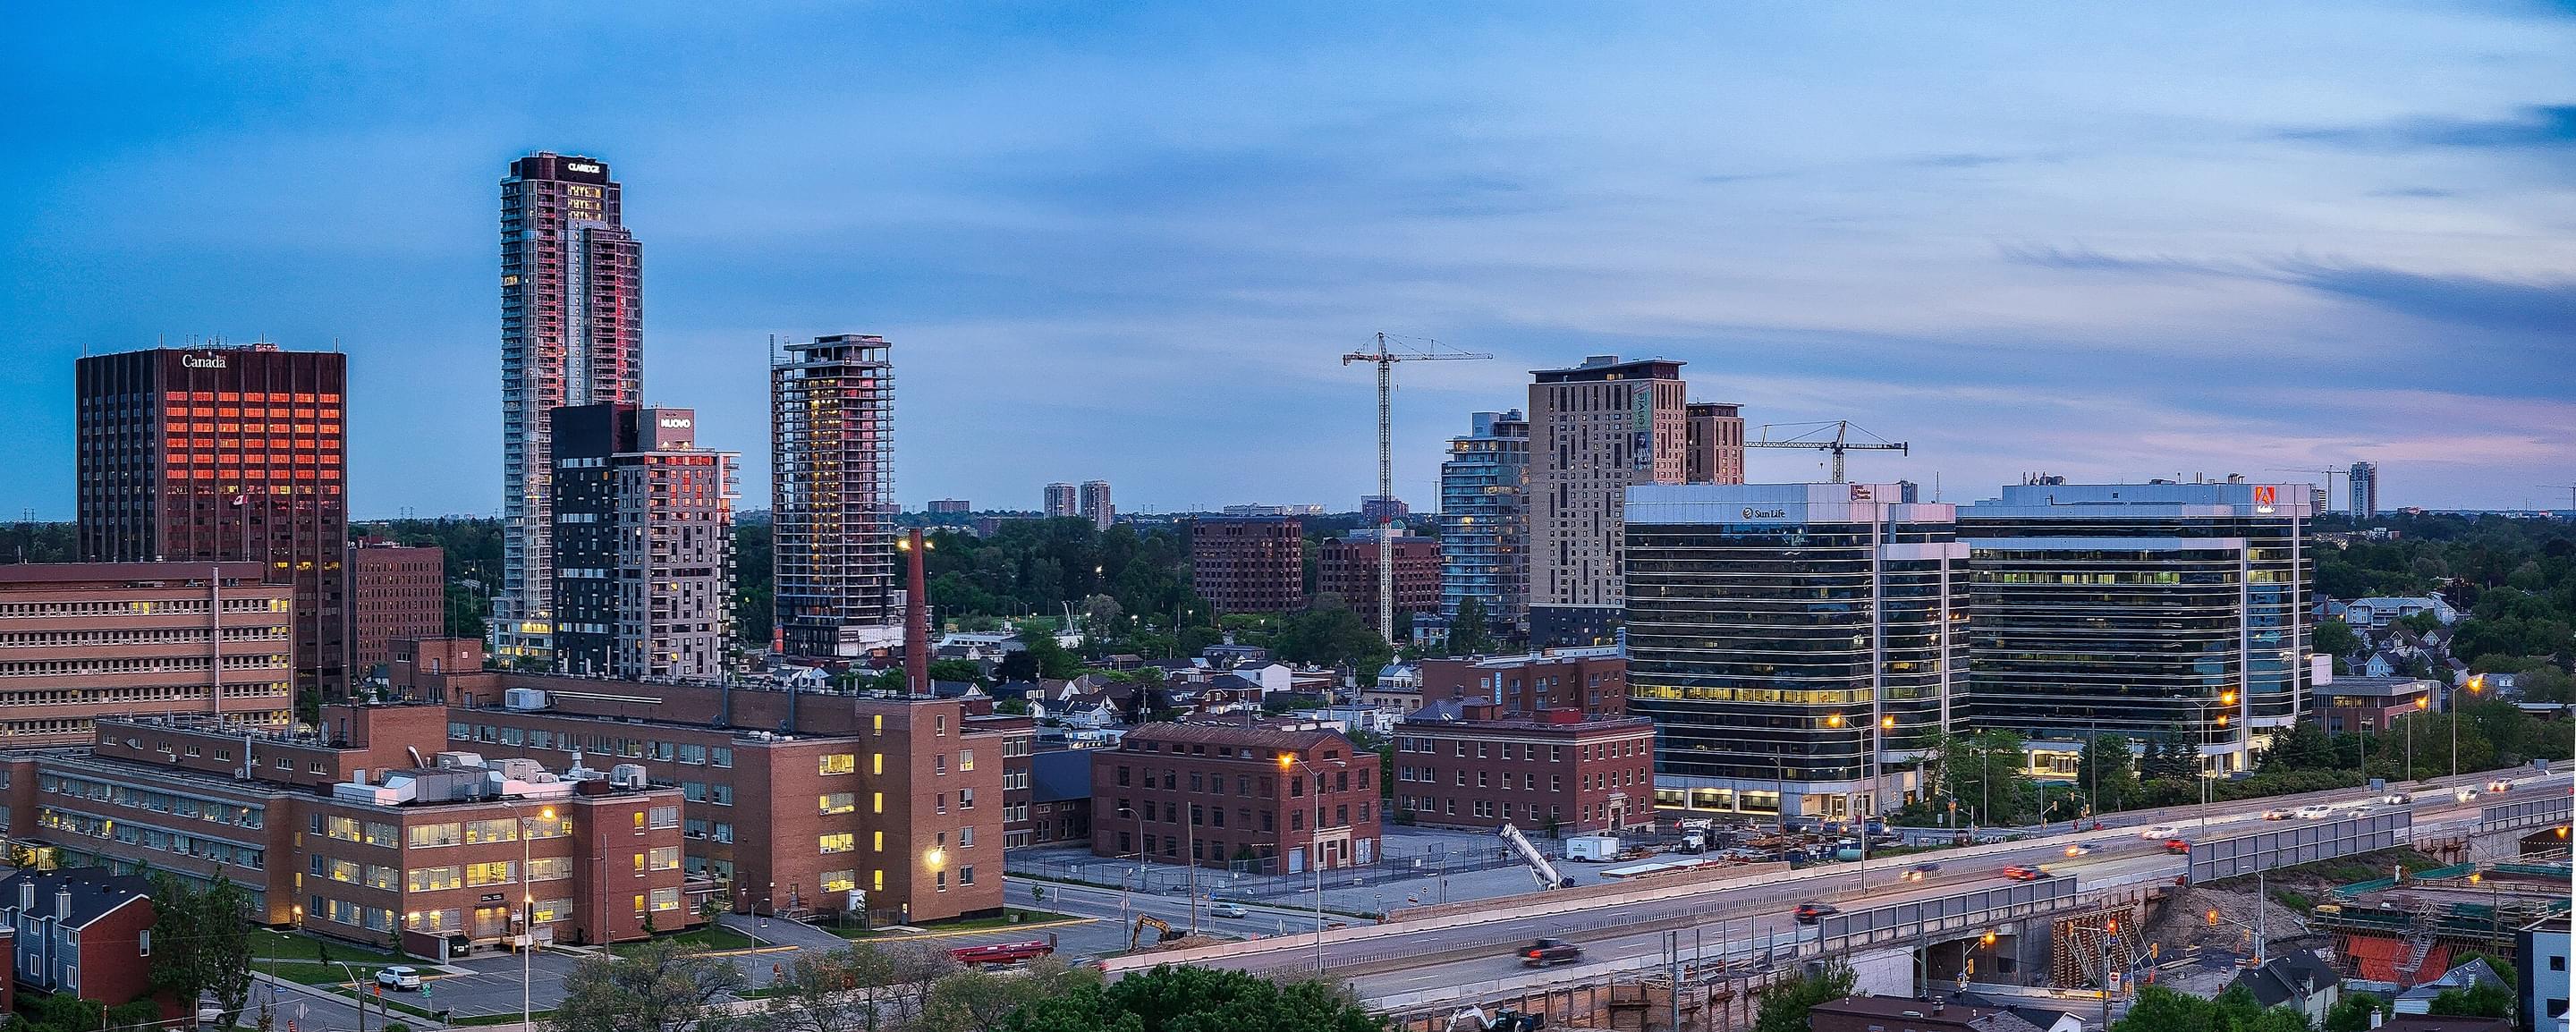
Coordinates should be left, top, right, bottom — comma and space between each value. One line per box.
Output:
906, 527, 930, 696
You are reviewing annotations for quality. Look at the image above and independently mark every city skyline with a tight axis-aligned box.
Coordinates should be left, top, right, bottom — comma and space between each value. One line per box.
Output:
5, 4, 2572, 519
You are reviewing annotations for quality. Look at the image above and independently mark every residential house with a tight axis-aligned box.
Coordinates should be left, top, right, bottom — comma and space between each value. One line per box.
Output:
2232, 951, 2345, 1026
0, 869, 159, 1017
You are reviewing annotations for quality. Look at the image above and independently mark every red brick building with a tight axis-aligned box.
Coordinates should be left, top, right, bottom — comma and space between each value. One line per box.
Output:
1190, 517, 1306, 614
1416, 649, 1628, 718
1316, 534, 1442, 632
1092, 723, 1380, 874
345, 539, 445, 681
0, 562, 293, 746
0, 868, 159, 1017
389, 639, 1004, 925
1392, 702, 1657, 833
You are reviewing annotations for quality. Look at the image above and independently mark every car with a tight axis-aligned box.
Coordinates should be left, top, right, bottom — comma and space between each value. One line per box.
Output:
2384, 792, 2414, 805
2457, 787, 2481, 801
2163, 838, 2191, 855
2139, 824, 2182, 840
1901, 863, 1941, 882
1793, 901, 1838, 924
2488, 779, 2513, 793
2063, 844, 2095, 858
2261, 809, 2292, 821
2003, 866, 2048, 881
374, 966, 422, 992
1208, 901, 1250, 919
1521, 938, 1584, 967
2294, 805, 2334, 820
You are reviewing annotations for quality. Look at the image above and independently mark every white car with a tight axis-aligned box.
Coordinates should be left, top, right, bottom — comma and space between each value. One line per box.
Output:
2294, 805, 2334, 820
1208, 901, 1250, 918
374, 966, 422, 991
2138, 824, 2182, 840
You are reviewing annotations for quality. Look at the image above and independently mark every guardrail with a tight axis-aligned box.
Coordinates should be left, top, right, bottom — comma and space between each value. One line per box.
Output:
1814, 877, 2080, 952
1360, 927, 1809, 1013
2186, 811, 2411, 884
2479, 796, 2572, 834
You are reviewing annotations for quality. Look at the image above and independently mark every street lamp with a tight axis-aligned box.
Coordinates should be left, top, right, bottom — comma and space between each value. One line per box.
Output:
1278, 753, 1328, 974
503, 801, 558, 1032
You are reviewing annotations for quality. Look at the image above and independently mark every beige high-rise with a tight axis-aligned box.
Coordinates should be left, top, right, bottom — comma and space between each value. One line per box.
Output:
1526, 356, 1690, 647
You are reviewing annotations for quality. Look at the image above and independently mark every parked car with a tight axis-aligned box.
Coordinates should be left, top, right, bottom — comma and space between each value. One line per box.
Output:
375, 966, 423, 992
1793, 901, 1838, 924
2163, 838, 2191, 855
2003, 866, 2048, 881
1209, 901, 1250, 919
1521, 938, 1584, 967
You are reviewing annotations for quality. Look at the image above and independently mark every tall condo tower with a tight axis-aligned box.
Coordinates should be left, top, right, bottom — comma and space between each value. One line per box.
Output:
772, 334, 900, 658
1526, 356, 1690, 647
1079, 480, 1115, 530
77, 344, 349, 698
2348, 461, 2378, 519
1438, 410, 1530, 631
496, 152, 643, 667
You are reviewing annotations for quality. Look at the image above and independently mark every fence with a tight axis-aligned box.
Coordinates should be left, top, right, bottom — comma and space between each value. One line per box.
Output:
2479, 796, 2572, 834
2185, 811, 2411, 884
1005, 838, 1530, 902
1813, 877, 2081, 952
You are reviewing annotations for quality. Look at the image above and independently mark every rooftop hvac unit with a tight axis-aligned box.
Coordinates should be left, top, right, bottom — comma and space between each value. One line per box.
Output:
609, 764, 649, 790
435, 751, 486, 770
495, 757, 545, 782
504, 688, 549, 711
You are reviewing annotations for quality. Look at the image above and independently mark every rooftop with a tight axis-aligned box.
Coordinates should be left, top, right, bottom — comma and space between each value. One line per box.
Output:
0, 867, 153, 929
1119, 721, 1352, 754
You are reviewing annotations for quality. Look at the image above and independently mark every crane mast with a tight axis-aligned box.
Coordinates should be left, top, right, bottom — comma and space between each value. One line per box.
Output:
1341, 333, 1490, 645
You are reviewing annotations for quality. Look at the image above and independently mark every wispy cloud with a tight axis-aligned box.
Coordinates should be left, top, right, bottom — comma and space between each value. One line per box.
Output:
2278, 105, 2576, 150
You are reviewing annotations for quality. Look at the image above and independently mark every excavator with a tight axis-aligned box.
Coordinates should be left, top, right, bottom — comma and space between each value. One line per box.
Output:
1129, 913, 1175, 951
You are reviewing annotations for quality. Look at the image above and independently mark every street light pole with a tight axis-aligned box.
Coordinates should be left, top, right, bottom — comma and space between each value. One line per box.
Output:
504, 801, 557, 1032
1280, 754, 1327, 974
334, 960, 370, 1032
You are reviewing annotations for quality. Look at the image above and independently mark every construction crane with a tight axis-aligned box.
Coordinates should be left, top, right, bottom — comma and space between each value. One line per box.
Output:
2269, 468, 2348, 512
1745, 420, 1908, 483
2540, 483, 2576, 514
1341, 333, 1490, 644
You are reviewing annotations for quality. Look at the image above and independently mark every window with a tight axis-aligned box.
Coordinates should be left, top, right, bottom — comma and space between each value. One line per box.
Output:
324, 816, 362, 842
407, 823, 461, 848
648, 806, 680, 829
713, 823, 734, 844
961, 826, 976, 848
820, 792, 856, 816
528, 858, 572, 882
464, 861, 516, 887
677, 743, 707, 765
531, 899, 572, 924
934, 754, 947, 775
819, 754, 857, 776
873, 869, 886, 891
936, 870, 948, 892
364, 822, 399, 848
960, 788, 976, 809
711, 747, 733, 768
138, 929, 150, 957
648, 847, 680, 871
872, 791, 884, 814
407, 867, 462, 892
820, 833, 856, 854
873, 753, 884, 775
959, 749, 975, 772
960, 866, 976, 886
682, 782, 708, 802
1117, 766, 1131, 787
820, 870, 856, 892
463, 818, 517, 844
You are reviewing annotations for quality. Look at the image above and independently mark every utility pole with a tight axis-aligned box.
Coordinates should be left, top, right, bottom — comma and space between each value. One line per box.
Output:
1340, 334, 1490, 646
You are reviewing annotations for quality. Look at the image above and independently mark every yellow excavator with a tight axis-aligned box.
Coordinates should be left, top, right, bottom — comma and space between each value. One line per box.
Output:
1130, 914, 1175, 951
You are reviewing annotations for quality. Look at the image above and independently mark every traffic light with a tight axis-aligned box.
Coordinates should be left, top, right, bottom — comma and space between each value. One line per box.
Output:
2105, 918, 2118, 934
2208, 909, 2221, 925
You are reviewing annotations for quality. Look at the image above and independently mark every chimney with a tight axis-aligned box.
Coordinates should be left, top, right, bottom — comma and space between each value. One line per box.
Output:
2368, 1009, 2383, 1029
15, 880, 30, 912
53, 888, 71, 921
904, 528, 930, 697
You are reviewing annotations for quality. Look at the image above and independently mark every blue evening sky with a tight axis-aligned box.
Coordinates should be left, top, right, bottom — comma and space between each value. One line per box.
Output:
4, 3, 2571, 518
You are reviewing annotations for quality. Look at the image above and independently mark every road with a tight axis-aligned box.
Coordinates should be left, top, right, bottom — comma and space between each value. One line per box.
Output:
1141, 768, 2556, 1002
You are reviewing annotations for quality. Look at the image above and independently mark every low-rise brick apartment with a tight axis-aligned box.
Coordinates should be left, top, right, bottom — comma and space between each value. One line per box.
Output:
391, 639, 1004, 924
1392, 701, 1657, 833
1, 868, 158, 1017
1189, 517, 1307, 614
1091, 722, 1381, 874
0, 562, 293, 746
0, 704, 697, 953
1415, 647, 1627, 718
1316, 532, 1442, 632
344, 539, 445, 681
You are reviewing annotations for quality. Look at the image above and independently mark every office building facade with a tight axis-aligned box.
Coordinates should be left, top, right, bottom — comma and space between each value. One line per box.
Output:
551, 404, 736, 681
1043, 483, 1078, 518
76, 345, 349, 695
1624, 483, 1967, 822
1684, 402, 1747, 486
497, 152, 643, 669
2350, 461, 2378, 519
772, 335, 899, 658
1958, 480, 2315, 774
1079, 480, 1114, 529
1391, 703, 1657, 833
345, 540, 445, 683
1440, 410, 1530, 631
1527, 357, 1690, 647
1190, 517, 1307, 614
926, 499, 971, 515
0, 563, 292, 746
1089, 722, 1380, 874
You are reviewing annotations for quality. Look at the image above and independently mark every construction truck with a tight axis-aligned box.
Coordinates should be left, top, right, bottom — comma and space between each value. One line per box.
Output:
1498, 822, 1575, 890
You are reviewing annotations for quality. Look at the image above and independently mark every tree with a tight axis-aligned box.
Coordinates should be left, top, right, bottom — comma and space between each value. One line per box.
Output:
1751, 960, 1856, 1032
1445, 596, 1496, 656
1936, 731, 2039, 825
150, 873, 258, 1028
548, 939, 753, 1032
998, 964, 1379, 1032
1015, 623, 1084, 680
2324, 994, 2389, 1032
928, 658, 987, 686
2313, 619, 2364, 658
925, 957, 1100, 1032
2078, 733, 2141, 811
2427, 982, 2514, 1020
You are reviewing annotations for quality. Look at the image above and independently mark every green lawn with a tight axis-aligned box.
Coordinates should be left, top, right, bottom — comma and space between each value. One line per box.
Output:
253, 927, 399, 963
612, 923, 758, 955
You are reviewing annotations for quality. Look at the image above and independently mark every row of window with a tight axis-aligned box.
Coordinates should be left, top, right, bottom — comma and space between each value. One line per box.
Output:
1398, 736, 1648, 762
0, 598, 287, 619
36, 808, 265, 869
42, 774, 265, 829
451, 722, 734, 767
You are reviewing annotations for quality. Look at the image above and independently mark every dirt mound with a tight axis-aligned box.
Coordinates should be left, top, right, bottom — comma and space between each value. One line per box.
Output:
2147, 884, 2309, 959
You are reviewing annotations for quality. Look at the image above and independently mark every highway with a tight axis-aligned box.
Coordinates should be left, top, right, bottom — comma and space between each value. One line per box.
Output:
1134, 767, 2562, 1002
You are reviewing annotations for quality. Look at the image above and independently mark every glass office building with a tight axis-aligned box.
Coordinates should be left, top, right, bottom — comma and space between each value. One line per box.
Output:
1439, 410, 1530, 633
1958, 480, 2316, 774
1625, 483, 1967, 821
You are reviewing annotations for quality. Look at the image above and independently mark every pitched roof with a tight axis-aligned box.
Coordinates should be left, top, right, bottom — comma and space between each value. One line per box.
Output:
2232, 951, 2343, 1007
0, 867, 154, 929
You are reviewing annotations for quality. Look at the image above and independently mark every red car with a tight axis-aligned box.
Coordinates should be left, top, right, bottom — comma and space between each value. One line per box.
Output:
2003, 866, 2048, 881
1793, 901, 1838, 924
2163, 839, 2191, 855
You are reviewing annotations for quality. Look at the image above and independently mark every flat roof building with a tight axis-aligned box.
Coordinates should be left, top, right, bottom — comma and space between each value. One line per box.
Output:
1393, 702, 1656, 834
772, 335, 900, 659
1317, 533, 1441, 634
1415, 648, 1627, 718
1527, 357, 1690, 648
0, 562, 292, 745
346, 539, 445, 684
1625, 483, 1967, 823
1439, 410, 1530, 632
1091, 722, 1380, 875
1191, 517, 1307, 614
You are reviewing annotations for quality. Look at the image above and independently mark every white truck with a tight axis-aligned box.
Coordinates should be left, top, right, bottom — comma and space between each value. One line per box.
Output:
1564, 833, 1623, 862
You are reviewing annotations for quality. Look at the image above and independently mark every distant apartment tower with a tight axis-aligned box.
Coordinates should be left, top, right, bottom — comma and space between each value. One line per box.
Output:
1360, 496, 1410, 524
0, 563, 292, 744
1527, 356, 1690, 647
772, 335, 899, 658
1439, 410, 1530, 630
1317, 532, 1441, 632
1959, 480, 2315, 774
1684, 402, 1747, 485
926, 499, 971, 515
345, 539, 445, 682
2349, 461, 2378, 518
1079, 480, 1114, 529
497, 153, 643, 669
76, 344, 350, 695
1190, 517, 1307, 613
552, 404, 736, 680
1624, 483, 1967, 823
1043, 483, 1079, 518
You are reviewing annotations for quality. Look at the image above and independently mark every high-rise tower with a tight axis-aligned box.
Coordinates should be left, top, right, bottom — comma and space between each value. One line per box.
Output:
2348, 461, 2378, 519
496, 152, 643, 667
772, 334, 900, 658
1526, 356, 1690, 647
1438, 410, 1529, 631
1079, 480, 1114, 530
